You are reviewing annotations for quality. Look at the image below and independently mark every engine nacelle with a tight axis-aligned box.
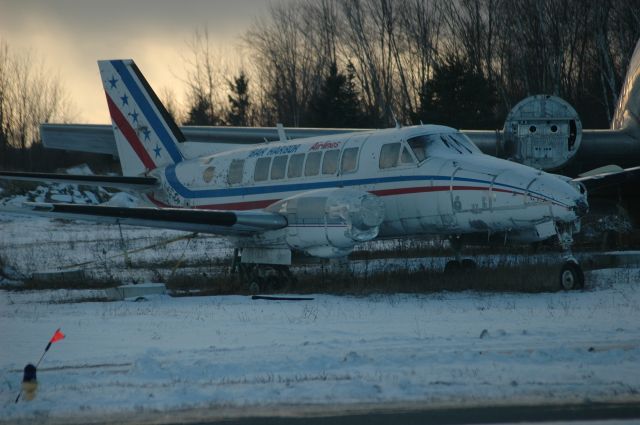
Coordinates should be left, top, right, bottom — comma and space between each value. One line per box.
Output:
266, 188, 385, 258
503, 95, 582, 171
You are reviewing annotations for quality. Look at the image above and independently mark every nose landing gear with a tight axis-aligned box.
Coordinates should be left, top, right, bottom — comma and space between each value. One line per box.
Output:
559, 259, 584, 290
555, 223, 585, 290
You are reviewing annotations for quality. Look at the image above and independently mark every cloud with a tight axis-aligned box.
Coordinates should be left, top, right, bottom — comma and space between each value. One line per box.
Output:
0, 0, 270, 122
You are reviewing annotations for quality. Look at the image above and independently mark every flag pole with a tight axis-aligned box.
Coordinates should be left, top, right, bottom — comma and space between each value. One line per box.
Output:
15, 329, 64, 404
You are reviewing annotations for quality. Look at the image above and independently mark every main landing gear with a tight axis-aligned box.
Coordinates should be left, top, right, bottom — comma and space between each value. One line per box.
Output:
231, 249, 296, 293
239, 263, 296, 293
444, 258, 477, 273
444, 236, 477, 273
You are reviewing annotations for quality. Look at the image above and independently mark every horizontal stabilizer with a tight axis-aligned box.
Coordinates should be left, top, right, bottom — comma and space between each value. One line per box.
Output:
0, 171, 158, 190
4, 202, 287, 236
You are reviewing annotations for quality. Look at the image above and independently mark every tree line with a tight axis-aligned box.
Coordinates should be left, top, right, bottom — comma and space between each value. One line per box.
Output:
183, 0, 639, 131
0, 41, 76, 171
1, 0, 639, 172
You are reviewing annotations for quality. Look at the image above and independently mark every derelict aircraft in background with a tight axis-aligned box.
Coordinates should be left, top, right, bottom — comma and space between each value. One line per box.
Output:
1, 41, 639, 291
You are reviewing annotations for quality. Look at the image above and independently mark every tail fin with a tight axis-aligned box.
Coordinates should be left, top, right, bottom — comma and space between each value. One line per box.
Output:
612, 39, 640, 139
98, 59, 184, 176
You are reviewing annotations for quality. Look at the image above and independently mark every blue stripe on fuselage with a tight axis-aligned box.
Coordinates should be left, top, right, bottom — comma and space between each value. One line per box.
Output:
164, 165, 568, 207
111, 60, 183, 163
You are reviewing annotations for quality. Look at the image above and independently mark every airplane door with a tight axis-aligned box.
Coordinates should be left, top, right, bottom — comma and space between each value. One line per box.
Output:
436, 160, 457, 229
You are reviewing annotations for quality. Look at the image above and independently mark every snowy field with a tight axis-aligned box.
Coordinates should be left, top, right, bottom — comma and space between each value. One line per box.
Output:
1, 271, 640, 424
1, 212, 640, 424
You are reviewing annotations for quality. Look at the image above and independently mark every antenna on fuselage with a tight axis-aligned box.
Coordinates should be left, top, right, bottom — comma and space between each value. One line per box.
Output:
391, 111, 401, 129
276, 123, 287, 142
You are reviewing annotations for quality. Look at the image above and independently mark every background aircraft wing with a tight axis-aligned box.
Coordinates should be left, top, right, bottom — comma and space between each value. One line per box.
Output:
3, 203, 287, 236
0, 171, 158, 191
40, 123, 366, 154
573, 165, 640, 193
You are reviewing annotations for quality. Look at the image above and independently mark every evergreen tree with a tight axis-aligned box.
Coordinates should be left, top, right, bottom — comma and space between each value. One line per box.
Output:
184, 93, 219, 126
226, 71, 251, 126
307, 62, 366, 128
416, 55, 498, 130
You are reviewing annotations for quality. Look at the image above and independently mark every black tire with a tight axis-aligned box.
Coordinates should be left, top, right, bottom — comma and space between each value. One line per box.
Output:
248, 278, 263, 294
559, 261, 584, 290
444, 260, 461, 274
461, 259, 477, 270
264, 275, 281, 291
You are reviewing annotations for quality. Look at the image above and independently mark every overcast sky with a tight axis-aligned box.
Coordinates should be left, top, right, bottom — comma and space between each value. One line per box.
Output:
0, 0, 271, 123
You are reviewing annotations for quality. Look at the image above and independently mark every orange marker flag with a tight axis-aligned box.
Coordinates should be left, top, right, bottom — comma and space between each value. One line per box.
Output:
50, 329, 65, 344
45, 328, 65, 352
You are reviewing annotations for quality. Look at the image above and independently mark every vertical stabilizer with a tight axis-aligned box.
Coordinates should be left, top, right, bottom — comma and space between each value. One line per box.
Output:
612, 39, 640, 140
98, 59, 184, 176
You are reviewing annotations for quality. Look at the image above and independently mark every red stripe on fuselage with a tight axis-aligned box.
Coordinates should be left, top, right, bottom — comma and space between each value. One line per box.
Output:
146, 185, 532, 211
105, 91, 156, 170
147, 194, 277, 211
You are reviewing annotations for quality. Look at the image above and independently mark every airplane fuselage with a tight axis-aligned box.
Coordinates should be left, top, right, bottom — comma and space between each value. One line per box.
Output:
143, 125, 586, 247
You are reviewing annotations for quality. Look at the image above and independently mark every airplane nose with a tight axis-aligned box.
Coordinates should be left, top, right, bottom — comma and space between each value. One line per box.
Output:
573, 197, 589, 217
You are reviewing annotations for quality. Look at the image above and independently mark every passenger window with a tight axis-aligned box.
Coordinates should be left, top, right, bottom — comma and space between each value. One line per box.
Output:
227, 159, 244, 185
379, 142, 401, 169
288, 153, 305, 178
271, 155, 288, 180
400, 147, 414, 164
304, 151, 322, 176
322, 149, 340, 175
340, 147, 359, 173
254, 157, 271, 182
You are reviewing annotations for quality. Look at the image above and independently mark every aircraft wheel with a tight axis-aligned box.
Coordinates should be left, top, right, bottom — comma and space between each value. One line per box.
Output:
264, 274, 281, 291
461, 259, 477, 270
248, 279, 262, 294
559, 261, 584, 290
444, 260, 461, 274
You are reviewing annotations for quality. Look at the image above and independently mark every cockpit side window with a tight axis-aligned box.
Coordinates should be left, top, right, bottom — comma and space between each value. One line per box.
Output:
400, 147, 415, 164
407, 135, 430, 162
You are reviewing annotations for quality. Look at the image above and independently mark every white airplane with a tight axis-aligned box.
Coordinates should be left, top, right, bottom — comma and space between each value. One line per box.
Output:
0, 59, 592, 290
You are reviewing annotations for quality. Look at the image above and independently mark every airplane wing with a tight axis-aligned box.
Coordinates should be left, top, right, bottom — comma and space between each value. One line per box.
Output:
0, 171, 158, 191
3, 202, 287, 236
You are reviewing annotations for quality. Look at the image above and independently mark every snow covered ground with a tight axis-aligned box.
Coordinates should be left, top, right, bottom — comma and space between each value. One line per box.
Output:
1, 268, 639, 423
1, 209, 640, 423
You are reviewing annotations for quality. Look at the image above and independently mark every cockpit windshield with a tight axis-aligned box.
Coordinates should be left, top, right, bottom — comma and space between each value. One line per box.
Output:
407, 132, 480, 162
